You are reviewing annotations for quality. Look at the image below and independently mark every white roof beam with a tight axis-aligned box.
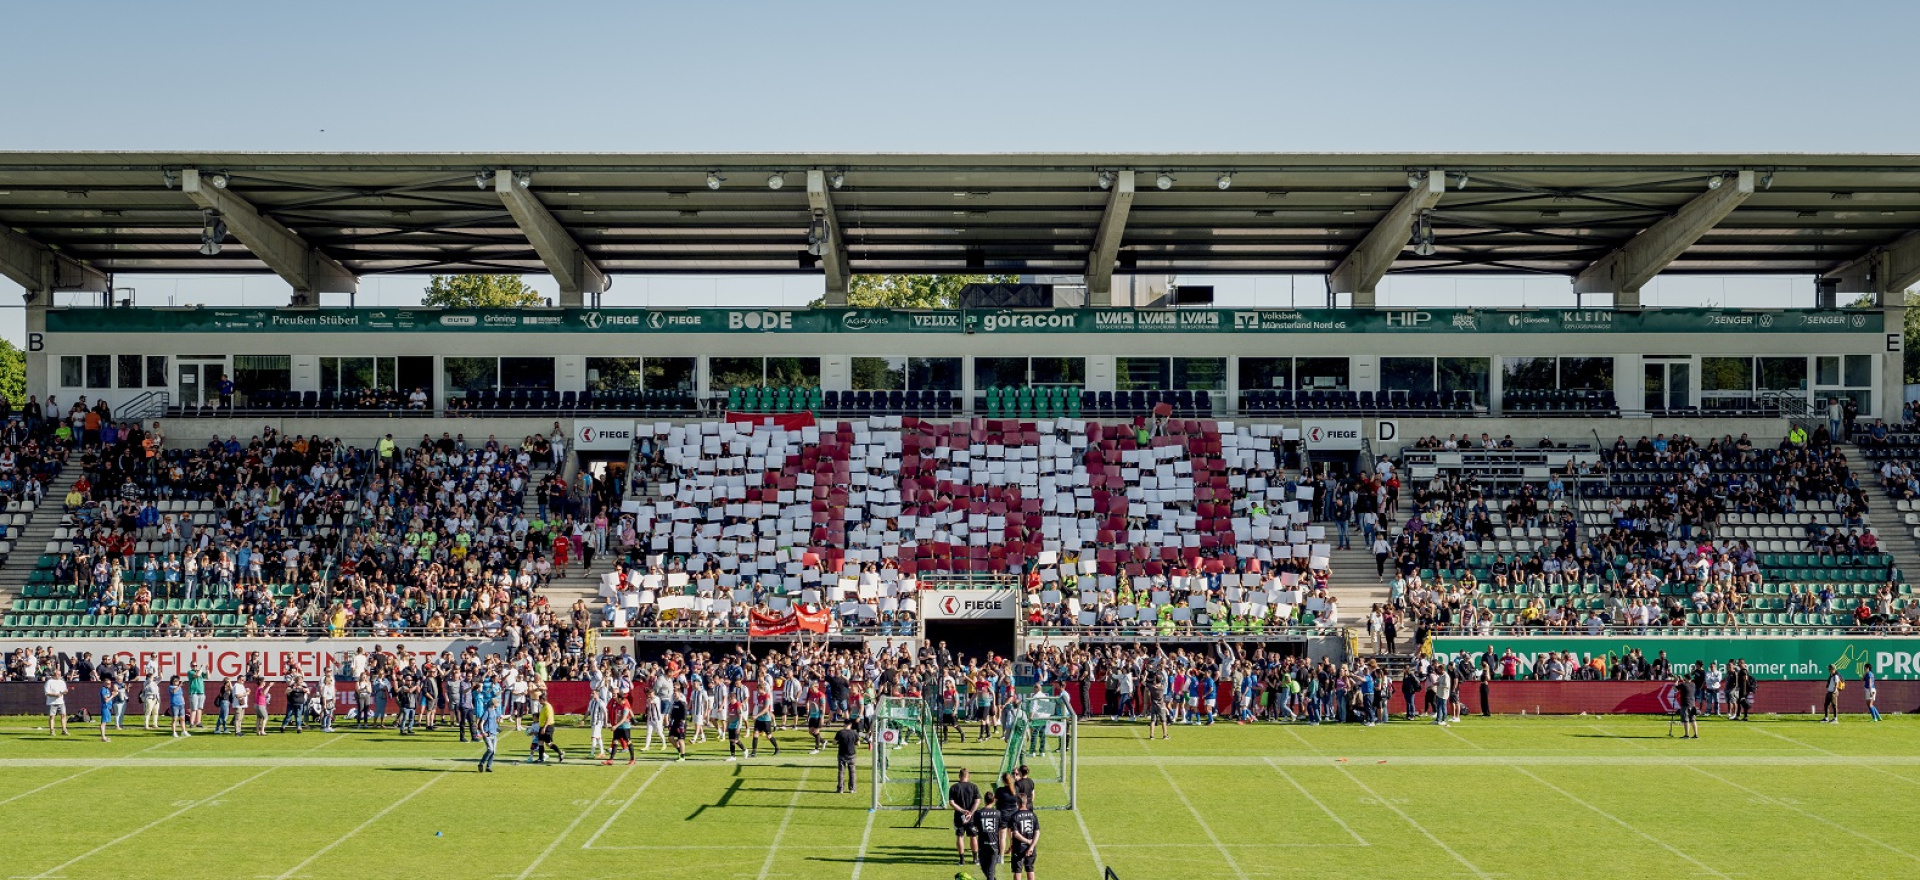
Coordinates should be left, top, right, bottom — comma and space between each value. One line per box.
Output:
1573, 169, 1755, 308
1085, 171, 1135, 307
181, 168, 356, 300
0, 225, 108, 298
1823, 230, 1920, 302
1328, 169, 1445, 308
495, 169, 606, 308
806, 170, 850, 306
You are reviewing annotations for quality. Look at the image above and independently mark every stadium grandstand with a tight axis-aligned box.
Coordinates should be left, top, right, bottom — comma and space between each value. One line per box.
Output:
5, 150, 1920, 880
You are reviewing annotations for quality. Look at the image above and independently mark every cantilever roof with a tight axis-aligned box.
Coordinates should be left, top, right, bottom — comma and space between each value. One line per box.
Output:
2, 151, 1917, 278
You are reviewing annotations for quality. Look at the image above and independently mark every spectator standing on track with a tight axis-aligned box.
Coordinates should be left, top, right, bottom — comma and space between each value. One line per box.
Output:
168, 675, 189, 737
833, 718, 860, 794
1429, 664, 1452, 726
187, 662, 206, 728
45, 673, 69, 736
1820, 664, 1842, 723
1673, 672, 1699, 739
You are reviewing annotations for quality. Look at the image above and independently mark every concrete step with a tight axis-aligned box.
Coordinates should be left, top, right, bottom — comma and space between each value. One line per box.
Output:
1849, 444, 1920, 584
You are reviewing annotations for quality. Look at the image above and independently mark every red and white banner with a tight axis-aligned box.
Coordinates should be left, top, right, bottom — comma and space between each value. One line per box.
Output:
0, 637, 508, 682
747, 608, 831, 637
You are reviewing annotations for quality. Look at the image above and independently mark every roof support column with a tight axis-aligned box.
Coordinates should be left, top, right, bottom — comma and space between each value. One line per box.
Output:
1328, 170, 1445, 309
181, 169, 357, 304
1085, 171, 1135, 307
806, 170, 851, 307
1823, 230, 1920, 306
0, 225, 109, 300
1573, 170, 1755, 309
496, 170, 606, 308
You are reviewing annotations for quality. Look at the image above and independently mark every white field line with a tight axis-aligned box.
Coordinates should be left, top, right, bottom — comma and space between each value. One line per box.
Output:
1686, 765, 1920, 864
1740, 723, 1920, 787
7, 753, 1920, 769
753, 767, 812, 880
580, 763, 668, 850
1335, 765, 1494, 880
1071, 795, 1106, 876
1100, 842, 1369, 849
22, 767, 275, 880
275, 772, 446, 879
1262, 757, 1369, 845
1131, 727, 1246, 880
515, 762, 639, 880
848, 809, 878, 880
0, 766, 103, 809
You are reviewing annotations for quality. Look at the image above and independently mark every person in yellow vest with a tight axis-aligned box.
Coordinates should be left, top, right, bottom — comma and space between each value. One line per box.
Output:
377, 433, 397, 462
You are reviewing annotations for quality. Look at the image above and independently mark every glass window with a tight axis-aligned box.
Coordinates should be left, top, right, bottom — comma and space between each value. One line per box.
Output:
1380, 357, 1436, 394
1701, 356, 1753, 393
1559, 357, 1613, 391
146, 356, 168, 388
376, 357, 397, 392
340, 357, 376, 392
1295, 357, 1350, 390
645, 357, 696, 392
909, 357, 962, 391
1029, 357, 1085, 386
1437, 357, 1489, 405
85, 354, 110, 389
585, 357, 644, 391
501, 357, 554, 391
1501, 357, 1557, 392
974, 357, 1027, 389
1816, 355, 1841, 387
320, 357, 340, 395
442, 357, 498, 399
1844, 354, 1872, 388
1173, 357, 1227, 391
232, 355, 292, 394
117, 355, 142, 389
852, 357, 906, 391
60, 356, 82, 388
710, 357, 765, 390
1758, 357, 1807, 392
1238, 357, 1291, 391
1115, 357, 1170, 391
765, 357, 820, 388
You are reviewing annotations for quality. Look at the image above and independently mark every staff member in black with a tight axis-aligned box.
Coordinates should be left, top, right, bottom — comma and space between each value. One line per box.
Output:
1008, 795, 1040, 880
1673, 672, 1699, 739
949, 767, 982, 865
972, 790, 1005, 880
832, 718, 860, 793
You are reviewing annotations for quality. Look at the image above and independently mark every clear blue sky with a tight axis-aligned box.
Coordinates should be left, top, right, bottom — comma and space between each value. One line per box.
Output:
3, 0, 1914, 337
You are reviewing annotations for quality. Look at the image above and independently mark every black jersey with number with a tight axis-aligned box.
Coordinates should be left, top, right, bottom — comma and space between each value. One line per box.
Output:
973, 806, 1004, 847
1009, 809, 1039, 852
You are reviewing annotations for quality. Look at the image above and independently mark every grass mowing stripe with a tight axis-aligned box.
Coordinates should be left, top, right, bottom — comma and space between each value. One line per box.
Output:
1684, 765, 1920, 863
22, 767, 275, 879
1132, 728, 1247, 880
1261, 757, 1368, 846
0, 766, 102, 809
275, 771, 447, 879
516, 761, 640, 880
580, 763, 668, 850
1741, 723, 1920, 787
1070, 790, 1107, 876
1335, 765, 1494, 880
753, 767, 811, 880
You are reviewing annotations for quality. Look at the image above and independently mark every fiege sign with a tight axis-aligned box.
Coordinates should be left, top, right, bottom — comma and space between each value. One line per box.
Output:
575, 420, 638, 451
923, 589, 1018, 620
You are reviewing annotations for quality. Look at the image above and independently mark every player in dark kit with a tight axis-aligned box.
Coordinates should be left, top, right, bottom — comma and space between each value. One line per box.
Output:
948, 767, 983, 865
971, 790, 1005, 880
1007, 795, 1040, 880
668, 692, 689, 761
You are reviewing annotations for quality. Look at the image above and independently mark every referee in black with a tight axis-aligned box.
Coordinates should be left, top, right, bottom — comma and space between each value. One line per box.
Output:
832, 718, 860, 793
1673, 671, 1699, 739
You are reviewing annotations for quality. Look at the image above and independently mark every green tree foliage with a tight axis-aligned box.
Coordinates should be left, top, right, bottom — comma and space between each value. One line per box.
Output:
0, 338, 23, 405
423, 275, 545, 308
1844, 292, 1920, 384
809, 274, 1020, 309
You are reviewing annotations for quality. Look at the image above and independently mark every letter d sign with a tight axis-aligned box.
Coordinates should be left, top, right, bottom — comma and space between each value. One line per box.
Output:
1375, 419, 1398, 443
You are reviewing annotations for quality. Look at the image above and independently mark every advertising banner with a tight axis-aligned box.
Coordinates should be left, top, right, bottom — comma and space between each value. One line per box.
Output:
574, 420, 637, 451
0, 637, 508, 682
46, 307, 1884, 336
921, 589, 1019, 619
1301, 419, 1363, 450
1428, 635, 1920, 681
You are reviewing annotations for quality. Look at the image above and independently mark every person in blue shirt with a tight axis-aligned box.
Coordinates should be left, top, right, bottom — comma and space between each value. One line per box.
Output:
477, 702, 501, 772
1863, 665, 1881, 722
1196, 674, 1217, 726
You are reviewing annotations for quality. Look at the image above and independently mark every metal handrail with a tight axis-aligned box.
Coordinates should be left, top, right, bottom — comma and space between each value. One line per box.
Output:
117, 390, 171, 422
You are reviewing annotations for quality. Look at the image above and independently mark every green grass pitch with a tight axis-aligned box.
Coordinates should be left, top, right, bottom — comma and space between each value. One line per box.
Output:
0, 713, 1915, 880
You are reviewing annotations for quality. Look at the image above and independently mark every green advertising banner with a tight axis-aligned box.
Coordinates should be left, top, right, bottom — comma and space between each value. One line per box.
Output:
1430, 635, 1920, 680
45, 306, 1885, 335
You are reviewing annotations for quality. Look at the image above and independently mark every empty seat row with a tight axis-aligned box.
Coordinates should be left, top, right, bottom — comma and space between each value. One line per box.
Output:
1242, 389, 1474, 414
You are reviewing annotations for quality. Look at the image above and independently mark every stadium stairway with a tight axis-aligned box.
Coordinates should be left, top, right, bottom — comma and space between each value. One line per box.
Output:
1846, 444, 1920, 584
526, 467, 603, 607
0, 469, 82, 600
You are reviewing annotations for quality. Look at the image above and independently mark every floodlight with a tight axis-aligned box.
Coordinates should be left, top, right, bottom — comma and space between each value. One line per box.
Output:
475, 171, 490, 189
829, 171, 845, 189
1155, 173, 1174, 190
1096, 170, 1115, 190
514, 171, 533, 188
707, 171, 724, 190
767, 172, 786, 190
210, 172, 231, 189
1216, 173, 1233, 190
